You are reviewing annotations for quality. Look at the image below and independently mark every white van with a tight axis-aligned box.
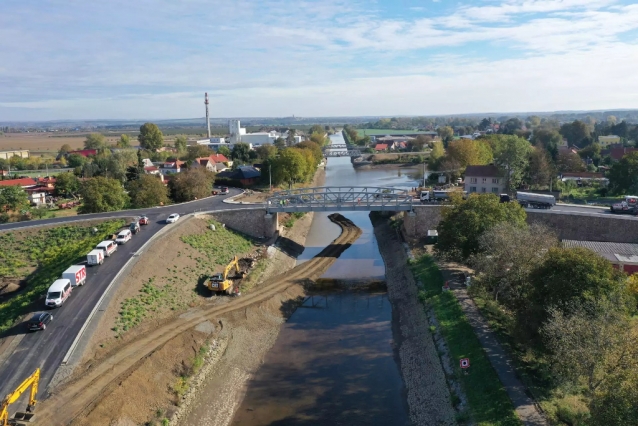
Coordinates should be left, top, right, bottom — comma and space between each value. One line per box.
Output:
115, 229, 132, 244
96, 240, 118, 257
87, 249, 105, 266
45, 279, 72, 308
62, 265, 87, 287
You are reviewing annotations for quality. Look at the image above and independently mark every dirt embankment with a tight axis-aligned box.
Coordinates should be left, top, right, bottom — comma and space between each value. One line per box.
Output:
372, 217, 457, 425
39, 214, 361, 426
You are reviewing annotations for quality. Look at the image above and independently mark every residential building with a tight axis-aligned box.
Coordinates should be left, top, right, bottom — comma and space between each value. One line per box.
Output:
374, 143, 389, 151
464, 165, 504, 194
216, 166, 261, 186
607, 147, 638, 161
144, 166, 160, 175
0, 149, 29, 160
598, 135, 621, 147
0, 177, 37, 188
160, 160, 185, 175
192, 155, 228, 173
67, 149, 97, 158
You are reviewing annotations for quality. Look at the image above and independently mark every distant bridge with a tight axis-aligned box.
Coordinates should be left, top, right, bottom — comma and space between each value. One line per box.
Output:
324, 150, 362, 157
266, 187, 413, 213
322, 144, 355, 150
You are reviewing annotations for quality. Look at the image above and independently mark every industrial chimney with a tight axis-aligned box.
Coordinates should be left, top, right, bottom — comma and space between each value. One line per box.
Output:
205, 92, 211, 139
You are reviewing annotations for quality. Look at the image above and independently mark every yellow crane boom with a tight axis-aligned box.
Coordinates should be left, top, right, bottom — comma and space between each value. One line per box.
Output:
0, 368, 39, 426
207, 256, 244, 294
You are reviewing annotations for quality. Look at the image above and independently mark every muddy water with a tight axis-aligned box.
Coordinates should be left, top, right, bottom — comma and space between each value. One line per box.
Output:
232, 134, 417, 425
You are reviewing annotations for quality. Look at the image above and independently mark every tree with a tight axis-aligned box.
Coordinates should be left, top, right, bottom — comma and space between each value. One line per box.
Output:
501, 118, 524, 135
542, 300, 638, 395
274, 137, 286, 150
308, 124, 325, 135
437, 126, 454, 145
446, 139, 493, 168
231, 143, 252, 163
54, 172, 80, 197
137, 122, 164, 151
255, 143, 278, 161
116, 134, 131, 148
409, 135, 432, 152
589, 370, 638, 425
125, 150, 145, 182
286, 128, 297, 146
608, 152, 638, 195
272, 148, 306, 189
174, 136, 187, 153
530, 129, 562, 159
184, 145, 213, 162
478, 118, 493, 131
67, 153, 87, 168
428, 141, 445, 169
296, 141, 322, 166
486, 135, 533, 192
556, 151, 586, 173
78, 177, 129, 213
217, 145, 232, 158
472, 222, 557, 308
310, 132, 329, 146
0, 186, 29, 211
528, 247, 625, 333
527, 147, 553, 188
58, 144, 73, 156
436, 193, 527, 260
527, 115, 541, 128
560, 120, 590, 146
168, 167, 215, 202
127, 174, 169, 208
578, 142, 602, 165
84, 133, 107, 150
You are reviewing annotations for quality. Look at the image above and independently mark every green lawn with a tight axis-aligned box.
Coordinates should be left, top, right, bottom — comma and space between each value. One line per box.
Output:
411, 254, 521, 426
357, 129, 434, 137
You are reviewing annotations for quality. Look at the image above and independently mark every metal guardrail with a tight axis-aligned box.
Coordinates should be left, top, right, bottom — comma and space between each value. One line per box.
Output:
266, 186, 413, 213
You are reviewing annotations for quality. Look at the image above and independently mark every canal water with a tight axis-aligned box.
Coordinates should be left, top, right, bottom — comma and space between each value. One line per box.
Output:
232, 134, 419, 425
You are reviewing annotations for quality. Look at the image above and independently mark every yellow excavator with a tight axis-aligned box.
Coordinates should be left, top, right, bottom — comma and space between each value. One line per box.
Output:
207, 256, 245, 295
1, 368, 39, 426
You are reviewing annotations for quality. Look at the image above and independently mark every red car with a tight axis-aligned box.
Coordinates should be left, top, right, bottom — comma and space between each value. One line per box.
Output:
138, 215, 150, 225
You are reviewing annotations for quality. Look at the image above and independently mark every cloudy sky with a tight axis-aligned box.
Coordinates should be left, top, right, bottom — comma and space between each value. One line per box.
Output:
1, 0, 637, 121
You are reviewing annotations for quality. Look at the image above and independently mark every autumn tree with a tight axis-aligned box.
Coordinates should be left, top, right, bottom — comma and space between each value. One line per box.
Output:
428, 140, 445, 169
138, 122, 164, 151
84, 133, 107, 150
408, 135, 432, 152
127, 174, 169, 208
174, 136, 187, 153
168, 167, 215, 202
437, 126, 454, 145
272, 148, 306, 189
54, 172, 80, 197
436, 193, 527, 260
446, 139, 493, 169
296, 141, 322, 166
556, 151, 586, 173
79, 177, 129, 213
58, 144, 73, 156
255, 143, 278, 161
183, 145, 213, 162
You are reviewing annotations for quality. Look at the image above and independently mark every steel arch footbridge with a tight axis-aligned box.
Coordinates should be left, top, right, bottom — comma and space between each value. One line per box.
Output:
266, 187, 414, 213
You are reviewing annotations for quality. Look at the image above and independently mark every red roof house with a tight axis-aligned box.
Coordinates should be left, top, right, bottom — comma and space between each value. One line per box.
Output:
211, 154, 229, 163
68, 149, 98, 157
374, 143, 389, 151
609, 147, 638, 161
0, 178, 37, 188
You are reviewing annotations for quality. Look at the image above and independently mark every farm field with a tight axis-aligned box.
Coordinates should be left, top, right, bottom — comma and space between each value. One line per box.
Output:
356, 129, 434, 137
0, 133, 118, 152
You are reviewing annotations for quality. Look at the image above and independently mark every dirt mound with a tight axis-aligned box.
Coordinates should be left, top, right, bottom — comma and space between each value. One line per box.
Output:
39, 214, 362, 426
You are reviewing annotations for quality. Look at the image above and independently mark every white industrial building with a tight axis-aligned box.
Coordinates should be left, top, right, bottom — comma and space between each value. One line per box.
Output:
229, 120, 301, 146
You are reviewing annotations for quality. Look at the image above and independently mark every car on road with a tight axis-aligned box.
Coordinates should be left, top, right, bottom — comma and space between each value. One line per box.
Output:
129, 221, 141, 234
45, 279, 72, 308
115, 229, 132, 244
220, 187, 229, 194
166, 213, 180, 223
27, 312, 53, 331
138, 215, 149, 225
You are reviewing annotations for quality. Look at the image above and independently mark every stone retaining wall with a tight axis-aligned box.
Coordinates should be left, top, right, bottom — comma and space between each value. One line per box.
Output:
206, 209, 278, 239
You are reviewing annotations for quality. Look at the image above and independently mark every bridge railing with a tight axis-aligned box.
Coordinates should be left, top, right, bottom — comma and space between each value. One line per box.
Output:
266, 186, 413, 212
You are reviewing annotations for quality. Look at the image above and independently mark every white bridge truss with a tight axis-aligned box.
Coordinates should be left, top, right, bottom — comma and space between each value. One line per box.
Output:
266, 186, 414, 213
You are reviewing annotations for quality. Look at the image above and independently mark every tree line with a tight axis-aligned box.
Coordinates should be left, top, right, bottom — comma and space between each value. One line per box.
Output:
435, 194, 638, 423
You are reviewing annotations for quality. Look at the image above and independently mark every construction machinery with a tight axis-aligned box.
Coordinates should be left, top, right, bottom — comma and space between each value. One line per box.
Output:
1, 368, 39, 426
207, 256, 245, 295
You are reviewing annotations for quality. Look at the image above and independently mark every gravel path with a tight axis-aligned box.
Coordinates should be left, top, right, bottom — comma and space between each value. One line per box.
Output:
374, 221, 457, 425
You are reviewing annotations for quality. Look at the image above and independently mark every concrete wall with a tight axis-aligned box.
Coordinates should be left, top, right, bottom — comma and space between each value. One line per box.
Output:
403, 205, 638, 244
204, 208, 278, 239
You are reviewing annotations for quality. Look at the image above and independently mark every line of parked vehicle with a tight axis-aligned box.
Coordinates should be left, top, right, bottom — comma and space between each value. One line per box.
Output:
28, 215, 152, 332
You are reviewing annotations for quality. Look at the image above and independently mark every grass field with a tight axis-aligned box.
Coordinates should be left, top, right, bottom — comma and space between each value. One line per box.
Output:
411, 254, 521, 426
0, 133, 119, 151
357, 129, 434, 137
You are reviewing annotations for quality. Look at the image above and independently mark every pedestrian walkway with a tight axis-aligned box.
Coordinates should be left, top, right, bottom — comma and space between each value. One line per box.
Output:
438, 261, 548, 426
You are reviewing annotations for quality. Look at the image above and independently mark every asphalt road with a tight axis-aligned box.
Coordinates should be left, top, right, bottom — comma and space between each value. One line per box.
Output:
0, 189, 252, 399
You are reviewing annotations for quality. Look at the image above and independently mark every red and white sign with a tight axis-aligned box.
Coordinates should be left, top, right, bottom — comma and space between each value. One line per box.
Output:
76, 267, 86, 283
460, 358, 470, 369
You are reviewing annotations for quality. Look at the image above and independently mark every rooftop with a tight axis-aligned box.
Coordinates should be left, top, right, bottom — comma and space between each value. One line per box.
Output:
464, 164, 502, 178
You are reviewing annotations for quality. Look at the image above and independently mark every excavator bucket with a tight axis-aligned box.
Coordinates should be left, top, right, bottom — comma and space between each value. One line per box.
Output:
13, 410, 36, 422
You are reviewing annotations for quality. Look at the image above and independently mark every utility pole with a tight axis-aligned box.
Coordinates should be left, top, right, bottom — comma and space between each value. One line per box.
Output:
205, 92, 211, 139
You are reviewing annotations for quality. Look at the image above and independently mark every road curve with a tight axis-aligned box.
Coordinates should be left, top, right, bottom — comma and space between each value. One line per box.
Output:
0, 189, 258, 399
37, 214, 362, 426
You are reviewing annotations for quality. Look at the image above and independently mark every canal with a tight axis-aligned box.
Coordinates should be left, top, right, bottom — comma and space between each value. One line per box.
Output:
232, 133, 420, 425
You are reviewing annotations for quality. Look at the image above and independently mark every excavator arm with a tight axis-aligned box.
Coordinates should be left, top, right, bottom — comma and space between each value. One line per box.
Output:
0, 368, 39, 426
222, 256, 240, 280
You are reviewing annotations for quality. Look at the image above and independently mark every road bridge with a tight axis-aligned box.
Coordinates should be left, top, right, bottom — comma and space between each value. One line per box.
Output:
267, 186, 413, 213
324, 149, 362, 157
322, 144, 355, 150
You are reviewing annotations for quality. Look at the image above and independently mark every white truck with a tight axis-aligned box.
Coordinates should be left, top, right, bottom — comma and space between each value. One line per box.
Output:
515, 192, 556, 209
610, 196, 638, 214
62, 265, 87, 287
420, 190, 456, 202
87, 249, 105, 266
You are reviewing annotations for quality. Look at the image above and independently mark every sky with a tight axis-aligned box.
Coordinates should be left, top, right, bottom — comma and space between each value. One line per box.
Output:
1, 0, 638, 121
